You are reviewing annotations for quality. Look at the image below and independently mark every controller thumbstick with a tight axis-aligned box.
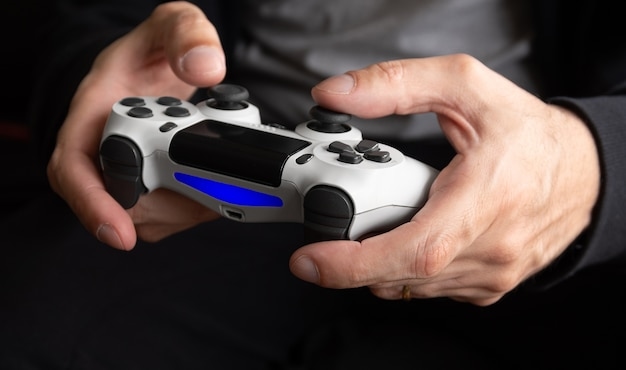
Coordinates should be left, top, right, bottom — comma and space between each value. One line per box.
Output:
207, 84, 250, 110
307, 106, 352, 133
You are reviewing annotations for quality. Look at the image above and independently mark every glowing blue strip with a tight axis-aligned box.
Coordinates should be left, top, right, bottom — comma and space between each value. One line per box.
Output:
174, 172, 283, 207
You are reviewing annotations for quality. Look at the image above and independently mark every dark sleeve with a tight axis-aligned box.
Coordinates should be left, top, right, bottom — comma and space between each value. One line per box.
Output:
526, 87, 626, 289
524, 1, 626, 289
26, 0, 234, 169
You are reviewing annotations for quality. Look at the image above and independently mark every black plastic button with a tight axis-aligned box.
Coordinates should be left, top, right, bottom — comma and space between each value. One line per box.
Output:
127, 107, 153, 118
338, 151, 363, 164
356, 139, 379, 153
157, 96, 182, 106
120, 97, 146, 107
328, 141, 354, 154
364, 150, 391, 163
164, 106, 191, 117
303, 185, 354, 242
296, 153, 314, 164
159, 122, 178, 132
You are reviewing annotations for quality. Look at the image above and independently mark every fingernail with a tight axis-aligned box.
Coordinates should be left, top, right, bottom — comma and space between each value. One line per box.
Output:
315, 74, 355, 94
290, 256, 320, 284
96, 223, 125, 250
180, 46, 225, 77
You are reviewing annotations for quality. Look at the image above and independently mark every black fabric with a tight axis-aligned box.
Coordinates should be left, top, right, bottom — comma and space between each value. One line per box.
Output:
2, 189, 625, 369
0, 190, 350, 369
529, 1, 626, 96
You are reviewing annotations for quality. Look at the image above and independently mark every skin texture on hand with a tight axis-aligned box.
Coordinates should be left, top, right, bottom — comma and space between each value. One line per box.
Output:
289, 54, 601, 306
46, 1, 225, 251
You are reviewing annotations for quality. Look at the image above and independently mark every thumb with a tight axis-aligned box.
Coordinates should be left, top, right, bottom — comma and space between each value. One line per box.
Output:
131, 1, 226, 87
310, 54, 536, 154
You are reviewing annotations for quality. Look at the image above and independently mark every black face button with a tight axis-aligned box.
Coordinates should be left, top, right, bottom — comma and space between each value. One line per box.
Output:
164, 106, 191, 117
364, 150, 391, 163
159, 122, 178, 132
338, 151, 363, 164
328, 141, 354, 154
120, 97, 146, 107
127, 107, 153, 118
157, 96, 183, 106
355, 139, 379, 153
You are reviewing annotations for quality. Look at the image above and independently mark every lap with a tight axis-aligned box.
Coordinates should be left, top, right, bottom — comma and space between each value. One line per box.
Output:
1, 189, 625, 369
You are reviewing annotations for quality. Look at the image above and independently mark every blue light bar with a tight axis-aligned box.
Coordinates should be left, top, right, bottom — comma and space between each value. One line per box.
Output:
174, 172, 283, 207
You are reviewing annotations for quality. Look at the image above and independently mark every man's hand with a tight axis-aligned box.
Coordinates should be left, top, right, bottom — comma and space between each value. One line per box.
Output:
290, 54, 601, 306
47, 2, 225, 250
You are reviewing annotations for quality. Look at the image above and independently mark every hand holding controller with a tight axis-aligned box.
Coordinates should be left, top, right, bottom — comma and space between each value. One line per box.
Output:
99, 84, 439, 242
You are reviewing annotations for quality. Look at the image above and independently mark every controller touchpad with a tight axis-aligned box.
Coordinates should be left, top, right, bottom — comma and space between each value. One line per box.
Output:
169, 119, 310, 187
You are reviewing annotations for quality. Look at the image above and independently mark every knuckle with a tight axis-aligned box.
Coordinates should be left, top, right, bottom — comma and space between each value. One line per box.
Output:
446, 53, 485, 84
151, 2, 179, 20
373, 60, 406, 83
152, 1, 198, 18
368, 286, 396, 300
416, 233, 455, 278
488, 235, 525, 265
487, 272, 519, 295
151, 2, 207, 33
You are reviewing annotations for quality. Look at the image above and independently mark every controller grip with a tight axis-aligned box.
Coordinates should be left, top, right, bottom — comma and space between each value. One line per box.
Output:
303, 185, 354, 243
100, 135, 146, 209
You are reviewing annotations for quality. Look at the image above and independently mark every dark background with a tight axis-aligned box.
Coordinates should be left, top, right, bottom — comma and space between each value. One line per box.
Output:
0, 1, 54, 217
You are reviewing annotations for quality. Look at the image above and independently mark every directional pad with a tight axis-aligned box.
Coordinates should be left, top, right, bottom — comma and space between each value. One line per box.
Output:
327, 139, 392, 164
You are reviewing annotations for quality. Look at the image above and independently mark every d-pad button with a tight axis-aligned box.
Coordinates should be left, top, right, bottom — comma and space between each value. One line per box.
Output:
364, 150, 391, 163
338, 151, 363, 164
355, 139, 379, 153
328, 141, 354, 154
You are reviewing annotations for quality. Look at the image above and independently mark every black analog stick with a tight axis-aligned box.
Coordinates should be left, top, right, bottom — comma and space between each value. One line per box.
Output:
307, 106, 352, 133
207, 84, 250, 110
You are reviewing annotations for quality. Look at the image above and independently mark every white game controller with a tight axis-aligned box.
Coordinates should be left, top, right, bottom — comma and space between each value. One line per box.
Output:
99, 84, 439, 242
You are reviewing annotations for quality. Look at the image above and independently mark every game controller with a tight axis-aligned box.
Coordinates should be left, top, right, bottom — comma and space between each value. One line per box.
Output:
99, 84, 439, 242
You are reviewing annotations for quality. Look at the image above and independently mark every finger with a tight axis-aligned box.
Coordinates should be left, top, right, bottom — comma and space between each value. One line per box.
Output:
129, 189, 220, 243
47, 102, 138, 250
47, 154, 137, 251
289, 228, 431, 289
370, 284, 504, 306
100, 1, 226, 89
366, 255, 514, 304
48, 2, 227, 250
148, 2, 225, 86
311, 54, 540, 152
